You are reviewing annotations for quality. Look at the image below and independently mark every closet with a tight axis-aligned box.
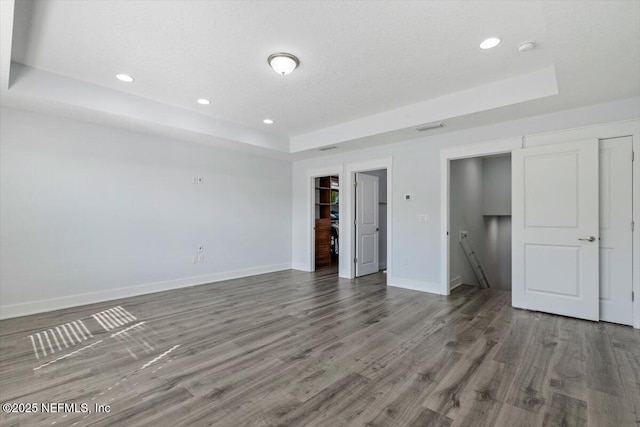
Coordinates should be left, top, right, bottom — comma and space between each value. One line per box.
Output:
315, 176, 339, 268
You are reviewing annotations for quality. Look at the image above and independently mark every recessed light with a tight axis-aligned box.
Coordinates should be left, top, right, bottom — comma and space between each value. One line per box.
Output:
197, 98, 211, 105
480, 37, 501, 49
267, 53, 300, 76
263, 119, 274, 124
116, 73, 134, 82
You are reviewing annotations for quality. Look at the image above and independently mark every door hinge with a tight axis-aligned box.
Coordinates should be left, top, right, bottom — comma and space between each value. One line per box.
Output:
354, 258, 358, 263
633, 291, 635, 302
354, 181, 358, 188
632, 151, 635, 162
633, 221, 635, 232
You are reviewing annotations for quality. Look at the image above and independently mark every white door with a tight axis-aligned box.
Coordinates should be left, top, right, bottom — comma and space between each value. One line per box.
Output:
512, 139, 600, 321
599, 137, 633, 325
355, 172, 379, 277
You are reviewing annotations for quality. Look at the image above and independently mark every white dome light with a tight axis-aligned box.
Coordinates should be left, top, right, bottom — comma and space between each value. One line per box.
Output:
480, 37, 501, 49
263, 119, 274, 124
116, 73, 135, 82
268, 53, 299, 76
197, 98, 211, 105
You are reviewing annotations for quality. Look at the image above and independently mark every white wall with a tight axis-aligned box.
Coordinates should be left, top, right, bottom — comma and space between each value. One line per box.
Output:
449, 158, 486, 287
292, 97, 640, 294
0, 107, 292, 318
362, 169, 387, 269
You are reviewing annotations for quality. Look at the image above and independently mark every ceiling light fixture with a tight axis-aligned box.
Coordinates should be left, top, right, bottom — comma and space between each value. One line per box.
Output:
263, 119, 274, 124
480, 37, 501, 49
116, 73, 135, 82
197, 98, 211, 105
268, 53, 299, 75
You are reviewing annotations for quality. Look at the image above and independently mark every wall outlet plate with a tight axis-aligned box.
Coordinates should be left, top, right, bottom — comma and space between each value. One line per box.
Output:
197, 245, 204, 253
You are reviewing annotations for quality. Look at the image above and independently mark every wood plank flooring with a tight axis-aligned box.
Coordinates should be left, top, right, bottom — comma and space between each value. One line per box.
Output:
0, 268, 639, 426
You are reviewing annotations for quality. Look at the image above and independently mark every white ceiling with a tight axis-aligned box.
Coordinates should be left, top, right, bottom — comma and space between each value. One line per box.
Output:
2, 0, 639, 158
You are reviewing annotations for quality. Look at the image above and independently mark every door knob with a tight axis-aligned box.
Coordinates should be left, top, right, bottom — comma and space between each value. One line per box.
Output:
578, 236, 596, 242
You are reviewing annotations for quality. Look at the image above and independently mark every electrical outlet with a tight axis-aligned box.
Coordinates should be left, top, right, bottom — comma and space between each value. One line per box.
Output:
197, 245, 204, 253
197, 254, 204, 263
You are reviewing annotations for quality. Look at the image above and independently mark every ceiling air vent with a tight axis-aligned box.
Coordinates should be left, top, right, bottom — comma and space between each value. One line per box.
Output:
319, 146, 338, 151
415, 122, 445, 132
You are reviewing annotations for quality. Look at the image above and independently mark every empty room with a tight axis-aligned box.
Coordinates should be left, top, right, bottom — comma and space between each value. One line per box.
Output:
1, 1, 639, 426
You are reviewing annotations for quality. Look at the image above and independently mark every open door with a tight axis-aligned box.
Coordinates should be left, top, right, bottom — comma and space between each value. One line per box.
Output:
355, 172, 379, 277
512, 139, 599, 321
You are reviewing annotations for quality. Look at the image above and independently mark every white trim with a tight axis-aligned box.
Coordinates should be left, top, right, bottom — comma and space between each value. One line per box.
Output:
344, 158, 393, 279
0, 263, 291, 320
305, 166, 342, 272
387, 277, 443, 295
526, 119, 640, 329
440, 138, 523, 296
524, 119, 638, 148
450, 275, 463, 290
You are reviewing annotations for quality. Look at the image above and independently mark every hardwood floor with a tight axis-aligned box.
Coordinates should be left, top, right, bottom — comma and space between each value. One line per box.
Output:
1, 268, 639, 426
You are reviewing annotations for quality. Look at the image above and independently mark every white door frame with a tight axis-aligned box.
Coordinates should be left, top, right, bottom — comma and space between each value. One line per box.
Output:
525, 119, 640, 329
440, 138, 523, 296
439, 119, 640, 329
344, 158, 393, 279
306, 166, 342, 272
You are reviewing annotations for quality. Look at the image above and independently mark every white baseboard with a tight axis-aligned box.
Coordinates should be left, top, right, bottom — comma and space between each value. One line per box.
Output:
450, 275, 463, 290
0, 263, 291, 320
387, 276, 445, 295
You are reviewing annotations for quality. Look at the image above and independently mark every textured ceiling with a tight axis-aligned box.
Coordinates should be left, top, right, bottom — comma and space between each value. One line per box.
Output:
4, 0, 640, 156
11, 0, 554, 136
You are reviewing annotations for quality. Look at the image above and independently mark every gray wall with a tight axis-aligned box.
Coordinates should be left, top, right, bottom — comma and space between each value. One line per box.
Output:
482, 155, 512, 215
362, 169, 387, 269
0, 107, 293, 317
485, 215, 512, 290
450, 155, 512, 289
483, 155, 512, 290
449, 158, 487, 287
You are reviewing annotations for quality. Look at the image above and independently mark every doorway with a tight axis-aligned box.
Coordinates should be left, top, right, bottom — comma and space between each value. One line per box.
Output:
441, 137, 634, 325
448, 155, 512, 291
314, 175, 340, 271
354, 169, 388, 277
